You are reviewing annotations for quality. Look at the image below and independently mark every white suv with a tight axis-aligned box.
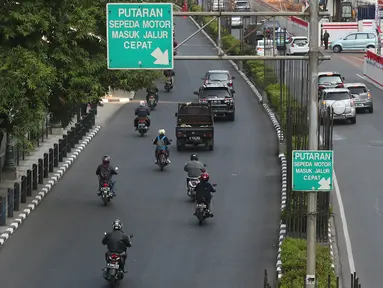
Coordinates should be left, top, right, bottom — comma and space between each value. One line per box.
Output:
319, 88, 356, 124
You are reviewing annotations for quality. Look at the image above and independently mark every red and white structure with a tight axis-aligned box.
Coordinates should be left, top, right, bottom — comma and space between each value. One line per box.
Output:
364, 49, 383, 89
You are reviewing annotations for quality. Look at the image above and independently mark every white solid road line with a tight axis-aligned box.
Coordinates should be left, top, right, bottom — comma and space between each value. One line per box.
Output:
320, 134, 356, 273
333, 171, 356, 273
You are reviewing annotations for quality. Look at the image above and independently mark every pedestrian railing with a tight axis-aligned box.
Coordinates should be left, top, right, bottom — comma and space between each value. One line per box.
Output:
0, 111, 95, 226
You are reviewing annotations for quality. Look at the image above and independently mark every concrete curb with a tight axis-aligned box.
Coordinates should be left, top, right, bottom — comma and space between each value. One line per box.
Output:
102, 98, 130, 103
0, 126, 101, 248
185, 12, 334, 279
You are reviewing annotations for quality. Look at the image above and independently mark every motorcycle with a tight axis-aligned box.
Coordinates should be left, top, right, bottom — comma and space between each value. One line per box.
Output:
99, 167, 118, 206
148, 95, 157, 110
103, 234, 134, 287
156, 150, 169, 171
187, 178, 199, 201
137, 118, 148, 137
164, 79, 173, 92
194, 184, 217, 225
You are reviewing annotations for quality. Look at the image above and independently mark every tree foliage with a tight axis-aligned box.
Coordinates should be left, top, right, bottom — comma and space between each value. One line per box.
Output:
0, 0, 160, 136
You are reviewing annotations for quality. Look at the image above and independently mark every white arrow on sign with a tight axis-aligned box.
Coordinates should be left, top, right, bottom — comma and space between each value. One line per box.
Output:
151, 48, 169, 65
318, 177, 330, 190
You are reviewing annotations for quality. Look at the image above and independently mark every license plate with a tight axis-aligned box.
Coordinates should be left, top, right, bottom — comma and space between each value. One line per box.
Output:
138, 124, 146, 127
107, 263, 119, 269
101, 187, 109, 191
189, 136, 200, 140
356, 104, 364, 107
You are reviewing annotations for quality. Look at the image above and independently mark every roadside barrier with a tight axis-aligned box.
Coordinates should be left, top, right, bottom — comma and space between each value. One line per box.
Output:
0, 111, 96, 226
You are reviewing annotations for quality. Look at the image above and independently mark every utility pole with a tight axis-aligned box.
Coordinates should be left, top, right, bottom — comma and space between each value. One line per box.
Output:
306, 1, 319, 287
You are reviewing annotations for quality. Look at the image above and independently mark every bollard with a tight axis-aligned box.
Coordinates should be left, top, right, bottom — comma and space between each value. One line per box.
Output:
70, 127, 76, 148
66, 131, 72, 154
74, 123, 79, 144
7, 188, 14, 218
54, 143, 59, 166
43, 153, 49, 178
14, 183, 20, 211
62, 134, 68, 158
21, 175, 27, 203
58, 139, 63, 162
38, 159, 43, 184
32, 164, 38, 190
49, 148, 54, 172
27, 170, 32, 196
0, 197, 6, 226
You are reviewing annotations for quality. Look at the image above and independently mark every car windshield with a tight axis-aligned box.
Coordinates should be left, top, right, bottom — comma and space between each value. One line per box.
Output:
325, 92, 349, 101
200, 88, 230, 98
319, 75, 343, 85
347, 86, 367, 94
236, 1, 248, 6
294, 38, 308, 45
208, 73, 229, 81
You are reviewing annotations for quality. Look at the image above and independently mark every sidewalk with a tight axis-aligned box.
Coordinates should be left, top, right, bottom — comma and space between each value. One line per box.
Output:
0, 92, 133, 237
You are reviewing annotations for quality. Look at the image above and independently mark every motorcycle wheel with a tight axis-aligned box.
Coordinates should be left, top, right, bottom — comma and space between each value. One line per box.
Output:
110, 276, 117, 287
103, 196, 108, 206
140, 130, 144, 137
165, 85, 170, 92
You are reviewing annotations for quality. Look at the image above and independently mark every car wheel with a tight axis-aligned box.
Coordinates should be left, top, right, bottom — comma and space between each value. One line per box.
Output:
350, 116, 356, 124
366, 45, 375, 50
333, 45, 342, 53
368, 106, 373, 113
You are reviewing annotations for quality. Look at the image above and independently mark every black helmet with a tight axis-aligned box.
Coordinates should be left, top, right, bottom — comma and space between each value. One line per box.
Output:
190, 153, 198, 161
112, 219, 123, 231
102, 155, 111, 164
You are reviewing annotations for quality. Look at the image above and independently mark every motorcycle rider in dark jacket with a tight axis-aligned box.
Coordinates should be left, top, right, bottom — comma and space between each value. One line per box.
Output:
184, 153, 206, 186
163, 69, 175, 87
146, 83, 159, 104
102, 219, 132, 272
194, 172, 216, 217
96, 155, 118, 196
134, 100, 151, 129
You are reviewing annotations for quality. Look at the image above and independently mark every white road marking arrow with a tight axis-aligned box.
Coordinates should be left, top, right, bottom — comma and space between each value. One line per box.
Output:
318, 177, 331, 190
151, 48, 169, 65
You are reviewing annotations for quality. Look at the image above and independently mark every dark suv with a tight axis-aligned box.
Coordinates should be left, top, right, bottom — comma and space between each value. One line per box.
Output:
194, 83, 235, 121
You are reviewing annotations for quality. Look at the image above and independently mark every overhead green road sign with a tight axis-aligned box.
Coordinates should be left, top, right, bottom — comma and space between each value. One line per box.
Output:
107, 3, 174, 70
292, 150, 333, 192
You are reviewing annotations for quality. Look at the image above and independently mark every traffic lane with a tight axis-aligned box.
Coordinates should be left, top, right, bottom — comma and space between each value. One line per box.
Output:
0, 17, 280, 288
321, 54, 383, 286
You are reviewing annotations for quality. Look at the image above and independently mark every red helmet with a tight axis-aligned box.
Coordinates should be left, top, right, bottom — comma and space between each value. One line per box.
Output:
200, 172, 210, 181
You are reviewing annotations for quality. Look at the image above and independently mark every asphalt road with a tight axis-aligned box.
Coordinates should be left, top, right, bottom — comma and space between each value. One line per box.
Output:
319, 52, 383, 288
0, 17, 280, 288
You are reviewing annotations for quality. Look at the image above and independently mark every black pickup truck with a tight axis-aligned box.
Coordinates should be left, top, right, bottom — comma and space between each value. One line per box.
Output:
194, 84, 235, 121
175, 103, 214, 151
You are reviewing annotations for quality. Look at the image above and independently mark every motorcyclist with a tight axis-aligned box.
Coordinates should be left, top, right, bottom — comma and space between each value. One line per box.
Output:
146, 83, 159, 104
163, 69, 175, 87
184, 153, 206, 186
96, 155, 118, 196
134, 100, 151, 130
194, 172, 216, 217
173, 39, 178, 55
102, 219, 132, 272
153, 129, 171, 164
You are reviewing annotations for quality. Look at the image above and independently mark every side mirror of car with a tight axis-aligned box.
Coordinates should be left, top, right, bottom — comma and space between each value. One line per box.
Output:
232, 90, 236, 94
129, 234, 134, 238
232, 76, 235, 79
342, 77, 345, 81
193, 91, 199, 95
175, 112, 178, 117
212, 184, 217, 187
204, 164, 207, 167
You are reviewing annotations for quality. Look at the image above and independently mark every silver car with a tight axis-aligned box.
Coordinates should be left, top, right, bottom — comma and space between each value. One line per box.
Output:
202, 70, 235, 93
319, 88, 356, 124
344, 83, 373, 113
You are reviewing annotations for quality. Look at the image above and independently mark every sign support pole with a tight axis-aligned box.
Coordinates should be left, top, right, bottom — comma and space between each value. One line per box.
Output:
306, 1, 319, 287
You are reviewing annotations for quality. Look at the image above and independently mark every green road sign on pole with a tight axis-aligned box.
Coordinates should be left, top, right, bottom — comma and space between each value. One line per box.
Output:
106, 3, 174, 70
292, 150, 333, 192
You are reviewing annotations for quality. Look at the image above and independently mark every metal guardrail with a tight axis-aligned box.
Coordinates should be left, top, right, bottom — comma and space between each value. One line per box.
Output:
0, 111, 95, 226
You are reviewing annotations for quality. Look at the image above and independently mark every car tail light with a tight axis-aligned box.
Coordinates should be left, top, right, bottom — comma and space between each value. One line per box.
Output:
291, 43, 294, 47
103, 183, 109, 187
350, 99, 355, 107
177, 132, 184, 137
199, 99, 208, 103
367, 92, 372, 98
336, 83, 344, 88
318, 85, 325, 90
204, 80, 208, 85
225, 98, 233, 103
204, 133, 213, 138
228, 82, 233, 87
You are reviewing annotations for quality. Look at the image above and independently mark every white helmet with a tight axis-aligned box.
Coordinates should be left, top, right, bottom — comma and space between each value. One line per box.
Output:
158, 129, 166, 135
139, 100, 145, 107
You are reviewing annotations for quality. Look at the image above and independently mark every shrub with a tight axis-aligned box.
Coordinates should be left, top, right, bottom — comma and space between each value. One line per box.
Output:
280, 237, 337, 288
